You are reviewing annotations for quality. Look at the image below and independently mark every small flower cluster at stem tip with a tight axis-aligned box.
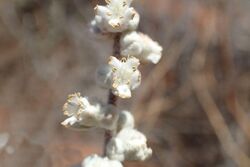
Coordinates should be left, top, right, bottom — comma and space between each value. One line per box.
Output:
61, 0, 163, 167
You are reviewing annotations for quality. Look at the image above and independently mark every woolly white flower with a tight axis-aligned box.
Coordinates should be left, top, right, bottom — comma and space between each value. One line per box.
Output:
92, 0, 139, 33
109, 56, 141, 98
117, 110, 134, 131
107, 128, 152, 161
82, 154, 123, 167
62, 93, 118, 130
121, 31, 163, 64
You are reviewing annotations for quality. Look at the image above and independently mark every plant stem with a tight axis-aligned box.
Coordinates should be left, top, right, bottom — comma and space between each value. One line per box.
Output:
103, 33, 121, 156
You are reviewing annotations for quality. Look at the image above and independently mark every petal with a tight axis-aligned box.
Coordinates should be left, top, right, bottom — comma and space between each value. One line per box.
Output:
61, 116, 94, 130
108, 19, 122, 29
63, 102, 79, 116
63, 93, 82, 116
130, 70, 141, 89
122, 42, 142, 56
146, 53, 162, 64
125, 56, 140, 68
61, 116, 78, 126
124, 7, 135, 20
80, 97, 90, 107
82, 154, 123, 167
107, 138, 125, 161
109, 56, 122, 69
114, 84, 131, 98
122, 31, 140, 45
94, 15, 103, 24
95, 5, 111, 17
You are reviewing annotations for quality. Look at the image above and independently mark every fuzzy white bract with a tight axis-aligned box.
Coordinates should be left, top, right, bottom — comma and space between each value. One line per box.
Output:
109, 56, 141, 98
92, 0, 139, 33
117, 110, 135, 131
62, 93, 118, 130
82, 154, 123, 167
121, 31, 163, 64
107, 128, 152, 161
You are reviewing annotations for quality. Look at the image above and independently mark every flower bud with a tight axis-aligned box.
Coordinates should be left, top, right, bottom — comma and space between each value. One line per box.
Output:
107, 128, 152, 161
121, 31, 163, 64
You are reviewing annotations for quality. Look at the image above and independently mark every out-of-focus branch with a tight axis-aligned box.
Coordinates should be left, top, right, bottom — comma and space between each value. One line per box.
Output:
191, 50, 250, 167
133, 38, 189, 123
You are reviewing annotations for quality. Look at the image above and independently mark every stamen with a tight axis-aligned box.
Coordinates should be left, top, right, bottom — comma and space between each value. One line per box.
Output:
112, 68, 117, 72
113, 23, 121, 28
132, 67, 136, 72
121, 57, 127, 62
131, 12, 136, 19
108, 56, 114, 64
123, 1, 127, 7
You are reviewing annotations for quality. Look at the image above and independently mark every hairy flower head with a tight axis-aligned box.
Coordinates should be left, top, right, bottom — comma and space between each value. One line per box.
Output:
109, 56, 141, 98
92, 0, 139, 33
121, 31, 163, 64
107, 128, 152, 161
62, 93, 118, 130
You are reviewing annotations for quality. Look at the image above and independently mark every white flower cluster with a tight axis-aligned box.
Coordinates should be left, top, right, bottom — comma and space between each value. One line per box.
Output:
82, 154, 123, 167
107, 128, 152, 161
92, 0, 162, 98
92, 0, 139, 33
109, 56, 141, 98
96, 56, 141, 99
106, 111, 152, 162
62, 0, 163, 166
78, 110, 152, 167
62, 93, 118, 130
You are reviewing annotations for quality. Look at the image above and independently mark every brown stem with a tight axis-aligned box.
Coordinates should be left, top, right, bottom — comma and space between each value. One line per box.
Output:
103, 33, 121, 156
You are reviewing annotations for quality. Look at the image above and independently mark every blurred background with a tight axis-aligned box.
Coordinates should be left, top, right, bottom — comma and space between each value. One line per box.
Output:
0, 0, 249, 167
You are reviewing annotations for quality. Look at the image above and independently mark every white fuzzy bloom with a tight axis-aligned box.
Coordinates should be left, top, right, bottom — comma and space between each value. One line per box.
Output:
109, 56, 141, 98
62, 93, 118, 130
92, 0, 139, 33
117, 111, 134, 131
82, 154, 123, 167
107, 128, 152, 161
121, 31, 163, 64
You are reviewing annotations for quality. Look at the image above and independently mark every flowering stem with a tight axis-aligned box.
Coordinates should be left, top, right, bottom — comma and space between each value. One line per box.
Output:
103, 33, 121, 156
